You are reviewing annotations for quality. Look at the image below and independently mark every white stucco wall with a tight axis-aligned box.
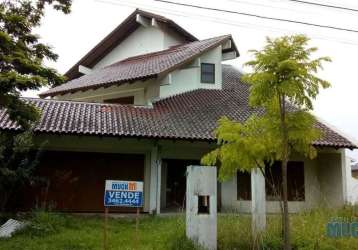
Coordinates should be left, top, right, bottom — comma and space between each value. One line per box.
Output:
56, 79, 159, 105
93, 26, 185, 70
159, 45, 223, 98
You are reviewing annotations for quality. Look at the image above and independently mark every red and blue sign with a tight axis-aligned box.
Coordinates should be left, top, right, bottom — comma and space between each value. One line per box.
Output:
104, 180, 143, 207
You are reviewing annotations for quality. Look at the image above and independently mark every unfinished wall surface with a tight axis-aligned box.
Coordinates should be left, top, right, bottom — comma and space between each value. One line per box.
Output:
221, 153, 332, 213
317, 151, 345, 207
186, 166, 217, 250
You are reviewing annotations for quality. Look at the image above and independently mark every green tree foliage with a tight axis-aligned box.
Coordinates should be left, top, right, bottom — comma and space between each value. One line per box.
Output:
0, 131, 43, 211
0, 0, 72, 211
202, 35, 331, 249
0, 0, 71, 129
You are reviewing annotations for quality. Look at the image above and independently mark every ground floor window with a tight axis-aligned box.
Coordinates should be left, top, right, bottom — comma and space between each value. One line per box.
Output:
236, 161, 305, 201
237, 171, 251, 200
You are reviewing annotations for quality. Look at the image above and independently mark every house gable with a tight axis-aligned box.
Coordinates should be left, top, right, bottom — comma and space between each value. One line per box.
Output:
66, 9, 197, 80
92, 25, 187, 70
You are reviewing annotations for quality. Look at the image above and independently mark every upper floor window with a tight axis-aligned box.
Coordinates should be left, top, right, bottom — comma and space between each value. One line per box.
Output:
104, 96, 134, 104
201, 63, 215, 83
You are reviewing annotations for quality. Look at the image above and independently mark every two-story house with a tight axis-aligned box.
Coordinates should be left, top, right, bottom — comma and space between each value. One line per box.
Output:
0, 9, 356, 214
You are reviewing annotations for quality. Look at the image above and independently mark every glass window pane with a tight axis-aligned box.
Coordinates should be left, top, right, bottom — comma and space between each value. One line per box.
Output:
201, 63, 215, 83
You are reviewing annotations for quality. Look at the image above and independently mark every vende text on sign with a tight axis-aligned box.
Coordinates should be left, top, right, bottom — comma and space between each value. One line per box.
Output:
104, 180, 143, 207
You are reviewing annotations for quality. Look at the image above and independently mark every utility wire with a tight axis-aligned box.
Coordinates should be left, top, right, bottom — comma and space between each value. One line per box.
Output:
99, 0, 358, 45
282, 0, 358, 12
227, 0, 316, 14
153, 0, 358, 33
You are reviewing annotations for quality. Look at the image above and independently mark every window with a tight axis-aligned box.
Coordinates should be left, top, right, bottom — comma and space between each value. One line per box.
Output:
103, 96, 134, 104
237, 171, 251, 200
236, 161, 305, 201
265, 161, 305, 201
201, 63, 215, 83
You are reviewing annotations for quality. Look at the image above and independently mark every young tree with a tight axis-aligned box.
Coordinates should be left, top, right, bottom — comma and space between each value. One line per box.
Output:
202, 35, 330, 249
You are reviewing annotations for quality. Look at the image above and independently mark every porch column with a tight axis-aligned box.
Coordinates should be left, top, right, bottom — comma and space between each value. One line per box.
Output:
251, 168, 266, 233
149, 145, 162, 214
156, 153, 162, 214
340, 149, 348, 204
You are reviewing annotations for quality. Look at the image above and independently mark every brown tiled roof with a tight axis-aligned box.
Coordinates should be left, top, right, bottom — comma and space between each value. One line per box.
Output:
1, 65, 356, 149
41, 35, 236, 98
65, 9, 198, 80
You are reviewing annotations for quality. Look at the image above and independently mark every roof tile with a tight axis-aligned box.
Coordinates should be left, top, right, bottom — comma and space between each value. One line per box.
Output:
1, 65, 356, 149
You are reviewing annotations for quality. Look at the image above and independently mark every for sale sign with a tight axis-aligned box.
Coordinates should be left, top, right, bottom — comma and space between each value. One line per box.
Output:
104, 180, 143, 207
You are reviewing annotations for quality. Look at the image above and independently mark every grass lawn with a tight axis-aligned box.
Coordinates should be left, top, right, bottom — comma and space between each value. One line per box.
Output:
0, 206, 357, 250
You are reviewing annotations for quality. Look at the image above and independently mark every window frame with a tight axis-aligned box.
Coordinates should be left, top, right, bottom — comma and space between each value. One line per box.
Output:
200, 63, 215, 84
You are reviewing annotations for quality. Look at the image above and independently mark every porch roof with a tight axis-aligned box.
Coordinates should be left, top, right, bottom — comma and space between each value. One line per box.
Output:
0, 65, 356, 149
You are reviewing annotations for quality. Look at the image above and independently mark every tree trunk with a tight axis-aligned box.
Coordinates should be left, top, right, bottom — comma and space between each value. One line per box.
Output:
281, 157, 291, 250
279, 94, 291, 250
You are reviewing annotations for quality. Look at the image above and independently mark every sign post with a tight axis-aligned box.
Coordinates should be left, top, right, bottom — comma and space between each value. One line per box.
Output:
103, 180, 144, 250
103, 207, 109, 250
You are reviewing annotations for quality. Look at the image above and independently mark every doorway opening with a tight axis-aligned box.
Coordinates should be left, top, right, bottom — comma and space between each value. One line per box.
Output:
161, 159, 199, 212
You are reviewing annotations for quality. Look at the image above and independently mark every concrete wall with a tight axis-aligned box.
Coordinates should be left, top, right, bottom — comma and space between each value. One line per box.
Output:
186, 166, 217, 250
221, 151, 345, 213
348, 173, 358, 204
317, 150, 346, 207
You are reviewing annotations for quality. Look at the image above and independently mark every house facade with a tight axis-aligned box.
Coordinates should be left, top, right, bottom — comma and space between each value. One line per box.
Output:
0, 9, 356, 214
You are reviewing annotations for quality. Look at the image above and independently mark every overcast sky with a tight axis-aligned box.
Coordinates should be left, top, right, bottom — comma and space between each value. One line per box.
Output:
24, 0, 358, 160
